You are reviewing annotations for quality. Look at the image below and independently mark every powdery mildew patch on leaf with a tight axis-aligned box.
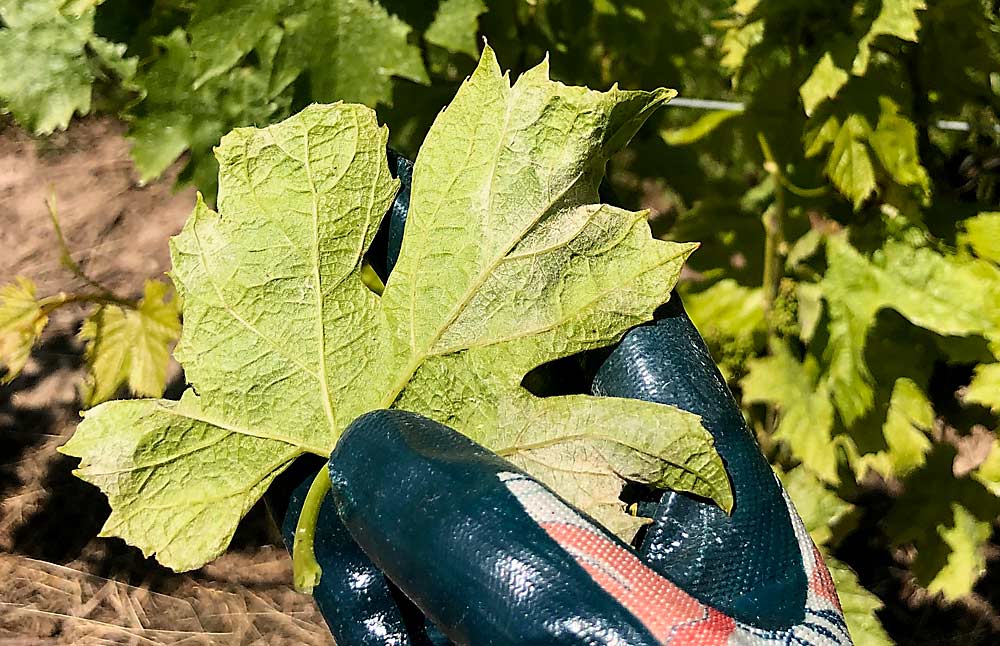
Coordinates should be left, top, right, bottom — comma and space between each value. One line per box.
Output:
61, 46, 732, 571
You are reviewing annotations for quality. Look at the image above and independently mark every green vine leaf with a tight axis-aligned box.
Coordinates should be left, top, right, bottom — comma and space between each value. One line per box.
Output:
885, 447, 1000, 600
800, 52, 849, 116
128, 27, 290, 190
869, 98, 930, 199
778, 466, 855, 547
61, 47, 731, 571
825, 556, 894, 646
822, 235, 1000, 426
850, 377, 934, 480
964, 363, 1000, 413
425, 0, 487, 58
959, 212, 1000, 264
0, 0, 135, 134
742, 343, 838, 483
0, 277, 48, 383
927, 503, 992, 600
79, 280, 181, 407
825, 115, 876, 209
853, 0, 926, 75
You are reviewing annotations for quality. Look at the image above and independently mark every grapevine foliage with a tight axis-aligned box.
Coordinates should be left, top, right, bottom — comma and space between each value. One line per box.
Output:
2, 1, 999, 643
60, 47, 731, 574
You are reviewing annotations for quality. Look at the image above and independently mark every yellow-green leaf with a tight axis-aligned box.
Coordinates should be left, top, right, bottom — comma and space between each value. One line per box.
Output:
661, 109, 740, 146
0, 0, 136, 134
62, 48, 730, 572
927, 504, 992, 600
0, 277, 48, 383
964, 363, 1000, 412
825, 115, 876, 209
425, 0, 486, 58
743, 343, 839, 482
778, 466, 855, 547
826, 556, 893, 646
959, 212, 1000, 264
800, 53, 849, 116
854, 0, 926, 75
79, 280, 181, 406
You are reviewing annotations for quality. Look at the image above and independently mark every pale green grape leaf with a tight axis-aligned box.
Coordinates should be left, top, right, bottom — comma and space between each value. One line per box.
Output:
854, 0, 926, 75
661, 110, 740, 146
825, 556, 893, 646
271, 0, 428, 106
684, 279, 765, 343
0, 0, 135, 134
778, 466, 855, 547
187, 0, 286, 87
964, 363, 1000, 412
787, 229, 824, 268
927, 504, 992, 600
869, 98, 930, 198
825, 115, 876, 209
79, 280, 181, 407
63, 393, 301, 572
796, 282, 824, 343
127, 27, 289, 187
0, 277, 48, 383
851, 377, 933, 479
959, 212, 1000, 264
720, 19, 764, 79
743, 343, 839, 482
822, 235, 1000, 425
425, 0, 486, 58
63, 48, 730, 571
973, 440, 1000, 496
800, 52, 849, 116
804, 115, 841, 158
130, 0, 428, 184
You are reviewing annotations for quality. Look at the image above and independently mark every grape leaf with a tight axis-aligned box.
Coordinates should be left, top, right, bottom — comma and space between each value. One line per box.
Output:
79, 280, 181, 407
885, 446, 1000, 599
853, 0, 926, 75
964, 363, 1000, 412
869, 98, 930, 198
661, 110, 740, 146
800, 52, 849, 116
684, 279, 765, 343
742, 343, 839, 482
927, 503, 992, 600
0, 0, 135, 134
825, 556, 893, 646
268, 0, 428, 107
822, 235, 1000, 425
0, 277, 47, 383
127, 27, 290, 190
425, 0, 487, 58
959, 212, 1000, 264
825, 115, 876, 209
61, 47, 731, 571
128, 0, 428, 185
778, 465, 855, 547
850, 377, 934, 480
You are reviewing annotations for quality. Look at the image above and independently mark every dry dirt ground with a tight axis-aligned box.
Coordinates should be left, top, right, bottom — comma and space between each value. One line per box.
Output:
0, 117, 334, 645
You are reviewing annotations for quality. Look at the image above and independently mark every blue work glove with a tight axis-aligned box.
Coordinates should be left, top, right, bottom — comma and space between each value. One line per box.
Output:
278, 153, 852, 645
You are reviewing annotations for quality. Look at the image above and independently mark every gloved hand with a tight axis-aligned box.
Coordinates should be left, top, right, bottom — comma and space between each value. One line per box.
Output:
277, 153, 853, 645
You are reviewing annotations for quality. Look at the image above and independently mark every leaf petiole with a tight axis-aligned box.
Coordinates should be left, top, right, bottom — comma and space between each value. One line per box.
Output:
292, 465, 331, 593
